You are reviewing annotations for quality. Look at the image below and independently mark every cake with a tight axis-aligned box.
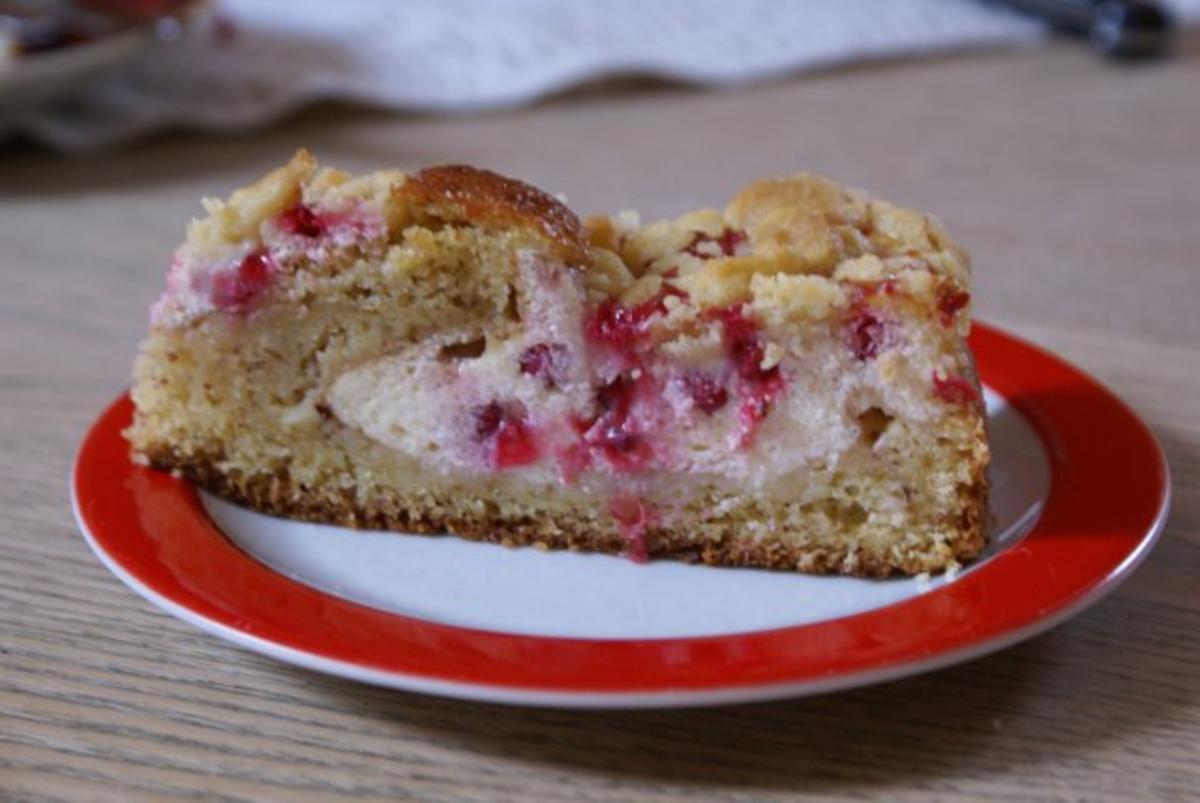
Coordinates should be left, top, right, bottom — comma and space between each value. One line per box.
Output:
127, 151, 989, 576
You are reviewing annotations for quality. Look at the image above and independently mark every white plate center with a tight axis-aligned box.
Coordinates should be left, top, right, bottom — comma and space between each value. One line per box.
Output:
204, 388, 1049, 639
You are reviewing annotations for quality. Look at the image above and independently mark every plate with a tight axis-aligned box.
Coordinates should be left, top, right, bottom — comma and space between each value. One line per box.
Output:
0, 2, 206, 113
71, 322, 1170, 708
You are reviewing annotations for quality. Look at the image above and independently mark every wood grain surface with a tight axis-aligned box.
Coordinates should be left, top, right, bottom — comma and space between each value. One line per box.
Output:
2, 37, 1198, 802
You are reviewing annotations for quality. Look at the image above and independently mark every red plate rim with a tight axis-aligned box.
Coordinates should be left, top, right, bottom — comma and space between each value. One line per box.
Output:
71, 321, 1170, 707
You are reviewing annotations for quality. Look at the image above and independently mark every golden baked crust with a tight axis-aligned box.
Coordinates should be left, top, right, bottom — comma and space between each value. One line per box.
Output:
398, 165, 588, 265
142, 438, 987, 578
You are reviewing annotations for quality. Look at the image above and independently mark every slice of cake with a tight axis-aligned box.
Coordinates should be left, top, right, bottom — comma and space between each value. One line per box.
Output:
127, 151, 989, 576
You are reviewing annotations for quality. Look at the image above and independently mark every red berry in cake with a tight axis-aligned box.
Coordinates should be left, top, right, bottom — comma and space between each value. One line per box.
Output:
712, 305, 777, 382
932, 371, 980, 405
586, 298, 641, 351
847, 309, 887, 361
584, 284, 690, 384
683, 372, 729, 414
277, 203, 327, 238
635, 283, 689, 320
720, 228, 749, 256
610, 496, 653, 563
711, 303, 755, 348
685, 228, 748, 259
581, 374, 656, 472
735, 367, 785, 445
593, 429, 654, 472
739, 392, 773, 432
598, 424, 639, 455
211, 249, 276, 312
518, 342, 570, 388
585, 284, 688, 360
494, 416, 539, 468
938, 287, 970, 326
595, 374, 635, 416
471, 401, 540, 468
555, 442, 592, 485
730, 337, 767, 381
472, 401, 504, 440
710, 305, 785, 445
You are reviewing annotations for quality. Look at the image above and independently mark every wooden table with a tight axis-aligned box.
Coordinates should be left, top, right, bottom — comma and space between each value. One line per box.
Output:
3, 37, 1198, 802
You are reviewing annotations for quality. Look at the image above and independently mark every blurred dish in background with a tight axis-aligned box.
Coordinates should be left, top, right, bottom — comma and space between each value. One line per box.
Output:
3, 0, 1197, 152
0, 0, 206, 111
997, 0, 1176, 58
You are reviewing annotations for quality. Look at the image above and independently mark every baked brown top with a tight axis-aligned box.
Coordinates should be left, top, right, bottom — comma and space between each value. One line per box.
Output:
398, 165, 587, 265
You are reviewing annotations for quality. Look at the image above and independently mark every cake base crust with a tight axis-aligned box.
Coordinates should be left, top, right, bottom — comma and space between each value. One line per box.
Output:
144, 444, 987, 578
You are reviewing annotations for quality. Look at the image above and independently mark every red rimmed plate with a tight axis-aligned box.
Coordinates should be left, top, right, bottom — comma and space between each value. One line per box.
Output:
71, 322, 1169, 708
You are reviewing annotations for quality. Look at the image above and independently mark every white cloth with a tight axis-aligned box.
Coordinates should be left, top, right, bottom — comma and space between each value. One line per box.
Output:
5, 0, 1199, 152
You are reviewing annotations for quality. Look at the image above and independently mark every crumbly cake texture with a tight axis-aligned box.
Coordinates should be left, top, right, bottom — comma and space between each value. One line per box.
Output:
128, 150, 989, 576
